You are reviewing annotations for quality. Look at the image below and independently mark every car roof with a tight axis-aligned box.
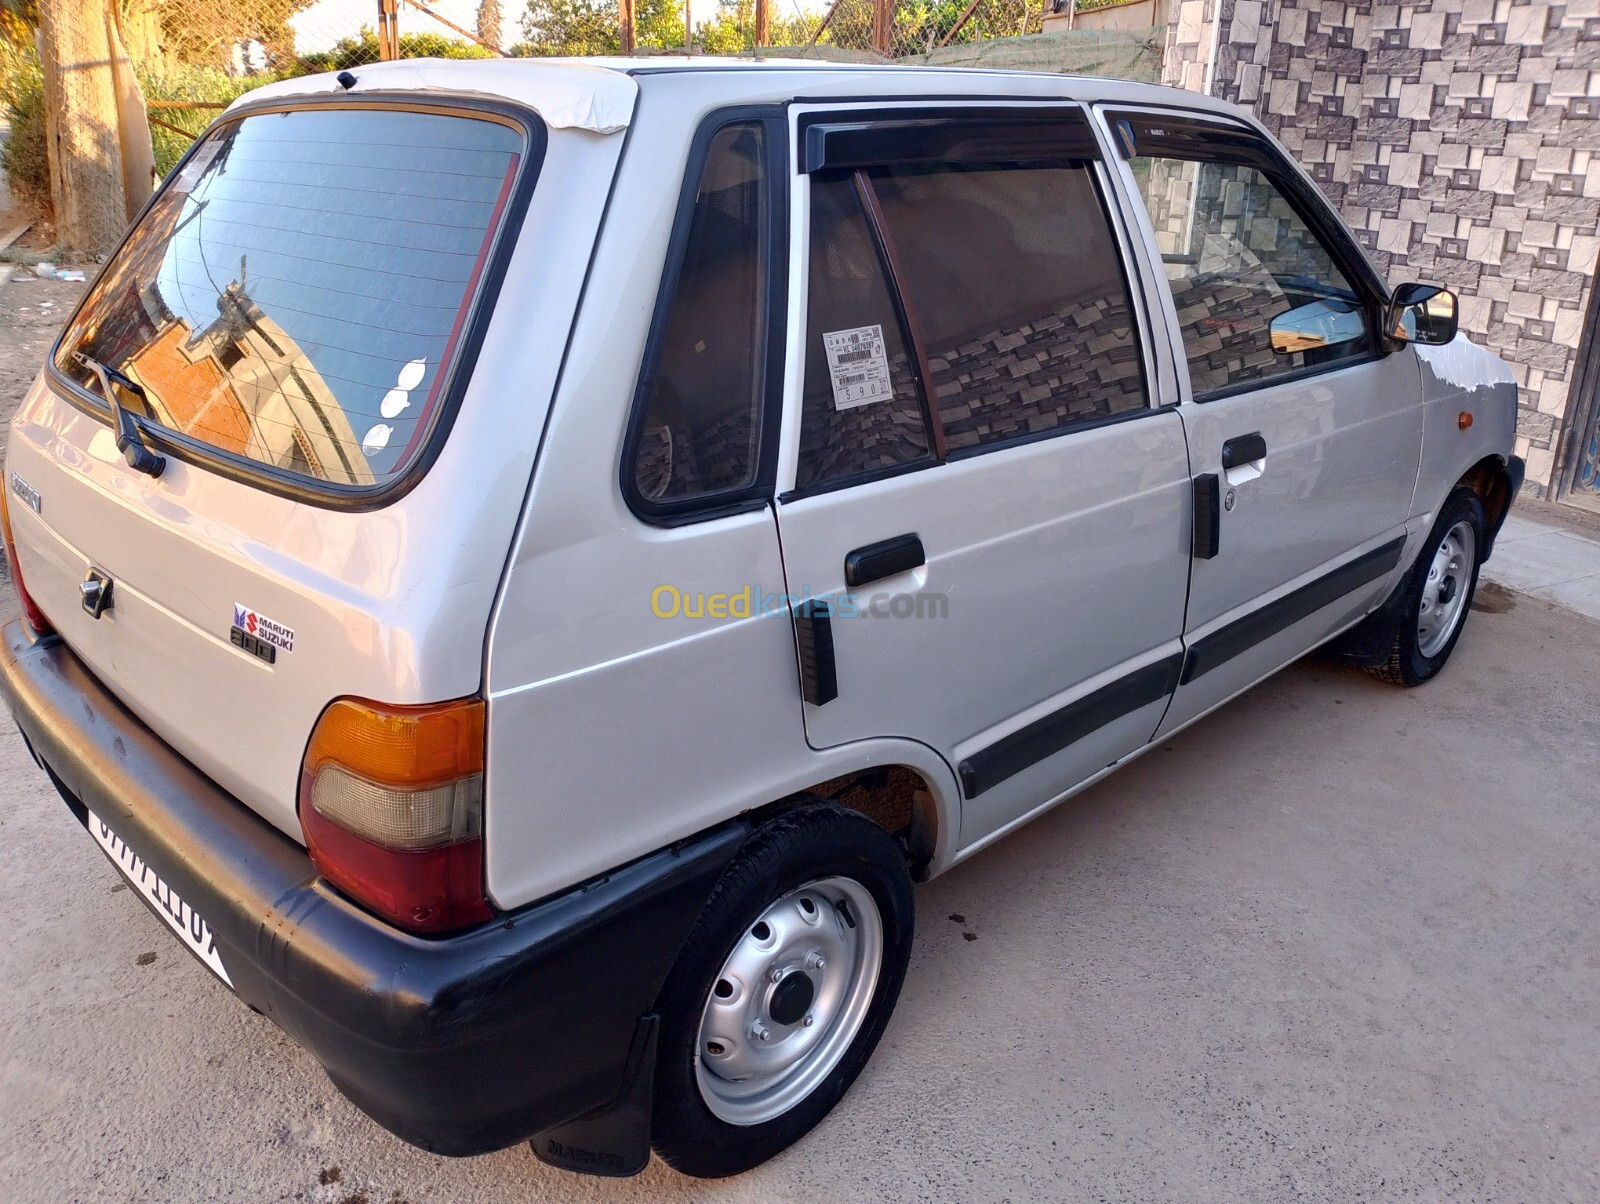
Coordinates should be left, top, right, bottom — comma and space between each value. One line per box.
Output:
234, 55, 1243, 136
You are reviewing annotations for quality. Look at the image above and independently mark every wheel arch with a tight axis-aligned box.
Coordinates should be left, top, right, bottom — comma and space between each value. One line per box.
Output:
1453, 453, 1523, 562
735, 740, 961, 882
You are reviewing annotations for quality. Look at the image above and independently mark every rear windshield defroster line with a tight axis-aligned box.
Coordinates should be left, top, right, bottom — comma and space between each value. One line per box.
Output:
50, 99, 544, 508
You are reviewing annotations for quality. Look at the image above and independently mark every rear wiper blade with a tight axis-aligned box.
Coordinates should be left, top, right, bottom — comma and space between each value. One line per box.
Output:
73, 352, 166, 478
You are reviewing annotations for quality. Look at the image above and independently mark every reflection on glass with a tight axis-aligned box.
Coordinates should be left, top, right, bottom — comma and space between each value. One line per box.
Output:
56, 109, 522, 489
1269, 298, 1366, 354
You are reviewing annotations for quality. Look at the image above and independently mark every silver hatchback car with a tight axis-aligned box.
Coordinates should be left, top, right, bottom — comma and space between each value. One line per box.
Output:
1, 57, 1522, 1179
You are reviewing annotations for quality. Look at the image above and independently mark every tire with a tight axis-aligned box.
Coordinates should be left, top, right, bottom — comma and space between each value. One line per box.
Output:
651, 802, 915, 1178
1369, 486, 1486, 687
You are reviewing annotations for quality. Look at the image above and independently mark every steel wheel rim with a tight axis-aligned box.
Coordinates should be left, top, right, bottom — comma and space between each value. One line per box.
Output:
694, 876, 883, 1126
1417, 519, 1476, 659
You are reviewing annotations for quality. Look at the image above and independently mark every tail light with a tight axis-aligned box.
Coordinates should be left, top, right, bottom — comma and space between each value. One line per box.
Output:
299, 696, 494, 935
0, 479, 54, 637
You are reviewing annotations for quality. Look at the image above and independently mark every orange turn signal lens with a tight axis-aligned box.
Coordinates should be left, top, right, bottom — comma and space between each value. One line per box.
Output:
304, 696, 484, 789
1458, 411, 1474, 430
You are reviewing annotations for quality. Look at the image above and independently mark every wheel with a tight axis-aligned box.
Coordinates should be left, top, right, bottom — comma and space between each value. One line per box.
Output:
1369, 486, 1486, 687
651, 802, 915, 1178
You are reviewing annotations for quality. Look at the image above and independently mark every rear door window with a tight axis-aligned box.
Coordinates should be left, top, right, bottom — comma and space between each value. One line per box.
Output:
793, 110, 1149, 492
795, 173, 932, 491
867, 161, 1147, 452
54, 105, 532, 497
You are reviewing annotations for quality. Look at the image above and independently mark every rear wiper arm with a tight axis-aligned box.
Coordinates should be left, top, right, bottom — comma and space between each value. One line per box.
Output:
73, 352, 166, 478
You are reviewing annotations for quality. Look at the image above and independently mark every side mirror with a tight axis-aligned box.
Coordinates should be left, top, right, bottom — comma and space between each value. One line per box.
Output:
1268, 297, 1365, 355
1387, 282, 1458, 346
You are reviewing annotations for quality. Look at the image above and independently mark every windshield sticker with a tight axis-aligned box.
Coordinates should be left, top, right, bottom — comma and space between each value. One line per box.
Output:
378, 358, 428, 421
397, 358, 427, 390
231, 604, 294, 663
361, 424, 393, 455
823, 325, 894, 411
172, 139, 222, 195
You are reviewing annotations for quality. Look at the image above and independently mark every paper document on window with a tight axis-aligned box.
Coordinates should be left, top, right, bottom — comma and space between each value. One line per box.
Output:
823, 325, 894, 411
172, 139, 222, 194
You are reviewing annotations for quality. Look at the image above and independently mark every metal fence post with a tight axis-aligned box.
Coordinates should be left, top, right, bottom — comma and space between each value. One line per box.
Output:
619, 0, 635, 54
377, 0, 400, 59
871, 0, 892, 55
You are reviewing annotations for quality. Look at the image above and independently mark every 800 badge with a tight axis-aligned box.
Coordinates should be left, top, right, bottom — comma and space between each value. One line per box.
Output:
230, 604, 294, 666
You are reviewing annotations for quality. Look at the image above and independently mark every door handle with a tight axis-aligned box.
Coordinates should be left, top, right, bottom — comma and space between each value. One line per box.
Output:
844, 533, 925, 588
1220, 431, 1267, 470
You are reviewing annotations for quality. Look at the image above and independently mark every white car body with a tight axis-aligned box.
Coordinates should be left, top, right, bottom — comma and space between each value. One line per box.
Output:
1, 58, 1522, 1175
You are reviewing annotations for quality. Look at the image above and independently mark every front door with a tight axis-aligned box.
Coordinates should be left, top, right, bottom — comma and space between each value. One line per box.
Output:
773, 104, 1192, 851
1100, 108, 1426, 733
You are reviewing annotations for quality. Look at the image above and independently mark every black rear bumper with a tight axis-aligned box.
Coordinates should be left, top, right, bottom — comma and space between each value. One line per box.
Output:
0, 620, 743, 1157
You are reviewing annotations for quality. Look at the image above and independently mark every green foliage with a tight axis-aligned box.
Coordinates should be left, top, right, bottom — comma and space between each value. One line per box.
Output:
139, 65, 284, 178
805, 0, 1039, 55
693, 0, 812, 54
0, 32, 49, 219
515, 0, 687, 57
302, 28, 498, 71
0, 0, 37, 45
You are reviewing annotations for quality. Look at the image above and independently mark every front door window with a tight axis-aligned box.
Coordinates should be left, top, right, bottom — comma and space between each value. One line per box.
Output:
1118, 115, 1373, 399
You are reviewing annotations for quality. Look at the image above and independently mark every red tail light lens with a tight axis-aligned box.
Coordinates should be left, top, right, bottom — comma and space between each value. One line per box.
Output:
299, 696, 494, 935
0, 480, 54, 637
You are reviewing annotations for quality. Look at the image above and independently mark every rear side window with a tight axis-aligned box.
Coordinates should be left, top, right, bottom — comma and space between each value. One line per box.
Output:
54, 106, 528, 494
630, 121, 772, 509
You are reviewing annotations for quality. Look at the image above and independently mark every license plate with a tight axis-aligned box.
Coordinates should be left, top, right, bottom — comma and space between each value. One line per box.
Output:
87, 809, 233, 987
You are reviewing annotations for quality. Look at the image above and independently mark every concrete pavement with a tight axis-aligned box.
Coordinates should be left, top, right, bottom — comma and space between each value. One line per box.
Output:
1483, 510, 1600, 623
1, 564, 1597, 1202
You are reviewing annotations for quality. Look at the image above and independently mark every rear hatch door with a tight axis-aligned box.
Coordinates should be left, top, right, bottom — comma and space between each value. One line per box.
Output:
5, 100, 536, 838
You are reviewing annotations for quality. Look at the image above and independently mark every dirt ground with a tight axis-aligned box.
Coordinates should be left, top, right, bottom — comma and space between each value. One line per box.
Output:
0, 222, 1598, 1201
0, 273, 85, 432
0, 122, 90, 443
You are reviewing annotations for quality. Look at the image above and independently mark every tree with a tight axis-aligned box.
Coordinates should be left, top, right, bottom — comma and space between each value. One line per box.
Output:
477, 0, 502, 51
516, 0, 683, 57
36, 0, 128, 252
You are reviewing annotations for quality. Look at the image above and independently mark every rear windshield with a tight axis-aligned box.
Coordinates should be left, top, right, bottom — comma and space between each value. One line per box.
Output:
54, 105, 526, 493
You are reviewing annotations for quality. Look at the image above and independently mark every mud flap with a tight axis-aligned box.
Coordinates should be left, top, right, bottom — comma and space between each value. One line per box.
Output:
1321, 574, 1410, 667
530, 1014, 658, 1177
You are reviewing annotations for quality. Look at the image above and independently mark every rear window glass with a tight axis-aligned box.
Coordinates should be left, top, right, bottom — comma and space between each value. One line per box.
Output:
54, 106, 525, 492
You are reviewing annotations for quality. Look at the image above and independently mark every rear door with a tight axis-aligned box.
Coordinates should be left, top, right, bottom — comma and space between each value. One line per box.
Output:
1099, 108, 1425, 734
772, 104, 1193, 851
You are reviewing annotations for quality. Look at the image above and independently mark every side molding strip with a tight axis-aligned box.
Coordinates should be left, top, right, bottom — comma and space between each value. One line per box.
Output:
1180, 535, 1407, 684
958, 653, 1184, 799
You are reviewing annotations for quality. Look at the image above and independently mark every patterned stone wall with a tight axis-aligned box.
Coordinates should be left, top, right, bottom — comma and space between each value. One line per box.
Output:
1162, 0, 1600, 495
